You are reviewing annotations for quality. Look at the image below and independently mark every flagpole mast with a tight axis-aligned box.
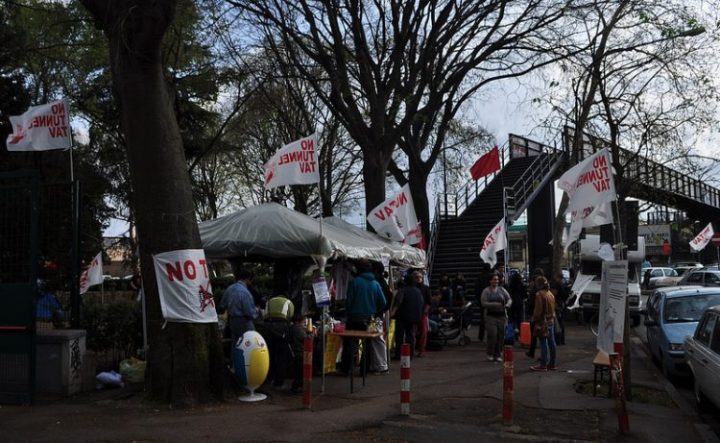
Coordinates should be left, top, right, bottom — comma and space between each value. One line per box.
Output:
500, 146, 509, 280
68, 133, 75, 183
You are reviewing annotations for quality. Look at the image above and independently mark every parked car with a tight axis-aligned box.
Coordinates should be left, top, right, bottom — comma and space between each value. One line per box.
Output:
672, 266, 702, 277
642, 267, 678, 289
645, 286, 720, 378
676, 269, 720, 287
672, 262, 703, 269
684, 304, 720, 410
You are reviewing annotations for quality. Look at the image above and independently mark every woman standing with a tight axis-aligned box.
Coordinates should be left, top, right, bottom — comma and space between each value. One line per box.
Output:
480, 273, 512, 362
530, 276, 557, 371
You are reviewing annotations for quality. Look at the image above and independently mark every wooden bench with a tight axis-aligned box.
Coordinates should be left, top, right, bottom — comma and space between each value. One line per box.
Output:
592, 351, 612, 398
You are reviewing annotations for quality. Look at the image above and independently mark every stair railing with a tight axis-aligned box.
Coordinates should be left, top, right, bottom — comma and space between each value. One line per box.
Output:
437, 145, 511, 220
504, 151, 565, 223
564, 126, 720, 210
428, 145, 511, 275
427, 196, 442, 275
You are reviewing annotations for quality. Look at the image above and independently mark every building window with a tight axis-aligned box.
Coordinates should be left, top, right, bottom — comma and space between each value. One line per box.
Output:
509, 240, 524, 262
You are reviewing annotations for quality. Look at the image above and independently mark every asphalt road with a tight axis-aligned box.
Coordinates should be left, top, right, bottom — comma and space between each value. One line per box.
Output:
633, 314, 720, 436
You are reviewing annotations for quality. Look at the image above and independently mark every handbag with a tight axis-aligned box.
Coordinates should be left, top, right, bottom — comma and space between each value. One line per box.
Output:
533, 321, 549, 338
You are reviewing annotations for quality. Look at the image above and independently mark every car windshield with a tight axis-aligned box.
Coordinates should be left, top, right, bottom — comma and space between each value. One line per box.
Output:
663, 293, 720, 323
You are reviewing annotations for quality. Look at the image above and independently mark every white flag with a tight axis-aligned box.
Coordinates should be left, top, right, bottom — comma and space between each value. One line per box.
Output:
558, 148, 616, 212
564, 201, 614, 250
153, 249, 218, 323
263, 133, 320, 190
689, 222, 714, 252
479, 217, 506, 267
366, 184, 422, 245
79, 252, 103, 294
6, 99, 72, 151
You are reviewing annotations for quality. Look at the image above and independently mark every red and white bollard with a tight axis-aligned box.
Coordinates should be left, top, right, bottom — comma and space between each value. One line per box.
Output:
612, 342, 629, 434
400, 343, 411, 416
303, 336, 313, 409
502, 345, 513, 425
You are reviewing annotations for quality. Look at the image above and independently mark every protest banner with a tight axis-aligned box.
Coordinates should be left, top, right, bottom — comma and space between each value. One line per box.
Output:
689, 222, 714, 252
366, 184, 422, 245
264, 133, 320, 190
479, 217, 506, 267
6, 99, 72, 151
79, 252, 103, 294
152, 249, 218, 323
559, 149, 617, 249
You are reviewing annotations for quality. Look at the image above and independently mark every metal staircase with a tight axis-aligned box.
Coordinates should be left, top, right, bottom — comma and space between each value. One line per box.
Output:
427, 135, 563, 297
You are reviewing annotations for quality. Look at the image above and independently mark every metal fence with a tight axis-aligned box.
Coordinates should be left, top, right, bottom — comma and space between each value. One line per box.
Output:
0, 171, 40, 404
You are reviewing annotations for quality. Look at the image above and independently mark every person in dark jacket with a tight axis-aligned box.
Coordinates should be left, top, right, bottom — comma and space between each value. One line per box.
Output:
289, 311, 310, 394
525, 268, 545, 359
413, 270, 432, 357
263, 295, 294, 388
391, 271, 425, 359
340, 259, 387, 373
507, 272, 527, 331
550, 273, 569, 345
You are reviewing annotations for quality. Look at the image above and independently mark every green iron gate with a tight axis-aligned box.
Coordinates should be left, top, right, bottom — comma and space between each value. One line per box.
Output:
0, 171, 40, 404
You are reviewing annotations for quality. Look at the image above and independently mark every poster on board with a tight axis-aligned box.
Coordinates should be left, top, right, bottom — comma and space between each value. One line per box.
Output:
597, 260, 628, 354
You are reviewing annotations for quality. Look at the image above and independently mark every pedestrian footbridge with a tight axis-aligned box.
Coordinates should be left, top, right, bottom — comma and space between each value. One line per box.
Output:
428, 128, 720, 294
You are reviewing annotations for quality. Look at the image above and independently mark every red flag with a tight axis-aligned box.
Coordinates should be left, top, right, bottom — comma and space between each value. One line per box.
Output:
470, 146, 501, 180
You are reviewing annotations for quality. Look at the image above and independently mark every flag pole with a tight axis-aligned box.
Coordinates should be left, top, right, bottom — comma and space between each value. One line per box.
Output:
315, 142, 327, 393
67, 101, 75, 182
500, 146, 509, 281
68, 132, 75, 182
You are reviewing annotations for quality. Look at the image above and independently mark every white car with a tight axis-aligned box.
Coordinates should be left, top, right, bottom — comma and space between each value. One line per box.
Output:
642, 267, 678, 289
684, 304, 720, 410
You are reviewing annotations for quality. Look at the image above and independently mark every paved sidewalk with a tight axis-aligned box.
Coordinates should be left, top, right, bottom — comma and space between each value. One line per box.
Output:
0, 323, 714, 442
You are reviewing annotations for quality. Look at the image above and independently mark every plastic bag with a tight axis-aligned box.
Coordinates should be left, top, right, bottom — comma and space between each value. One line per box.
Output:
96, 370, 124, 389
119, 357, 147, 383
504, 322, 516, 345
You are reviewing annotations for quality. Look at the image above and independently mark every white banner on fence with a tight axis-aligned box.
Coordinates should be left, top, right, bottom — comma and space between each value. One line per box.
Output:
152, 249, 218, 323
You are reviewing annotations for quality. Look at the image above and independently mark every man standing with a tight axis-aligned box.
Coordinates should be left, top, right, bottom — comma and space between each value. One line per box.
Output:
264, 294, 294, 388
341, 259, 387, 374
392, 271, 425, 359
219, 268, 258, 345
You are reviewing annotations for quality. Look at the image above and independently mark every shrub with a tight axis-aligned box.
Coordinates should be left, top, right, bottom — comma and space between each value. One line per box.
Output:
81, 297, 142, 369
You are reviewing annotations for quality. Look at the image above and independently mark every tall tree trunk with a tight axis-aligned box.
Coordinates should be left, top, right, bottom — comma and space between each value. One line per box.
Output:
82, 0, 224, 406
408, 161, 430, 243
362, 149, 388, 221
